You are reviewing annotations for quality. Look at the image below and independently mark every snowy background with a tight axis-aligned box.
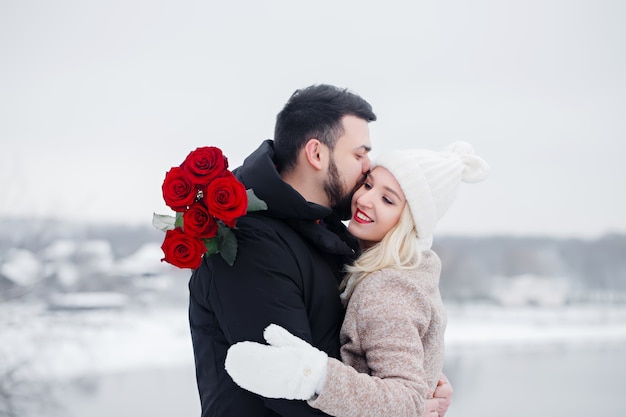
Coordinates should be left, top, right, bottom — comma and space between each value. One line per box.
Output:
1, 0, 626, 416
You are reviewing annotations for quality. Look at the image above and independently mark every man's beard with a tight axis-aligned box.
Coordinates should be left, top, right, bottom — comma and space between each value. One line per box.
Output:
323, 158, 364, 220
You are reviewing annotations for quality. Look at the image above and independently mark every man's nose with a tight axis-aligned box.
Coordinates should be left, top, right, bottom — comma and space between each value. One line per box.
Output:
362, 155, 371, 173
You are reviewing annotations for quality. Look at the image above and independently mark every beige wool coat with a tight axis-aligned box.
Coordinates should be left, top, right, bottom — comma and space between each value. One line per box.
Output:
308, 250, 446, 417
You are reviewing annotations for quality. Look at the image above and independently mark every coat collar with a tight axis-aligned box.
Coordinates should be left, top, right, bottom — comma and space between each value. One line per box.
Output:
235, 140, 359, 257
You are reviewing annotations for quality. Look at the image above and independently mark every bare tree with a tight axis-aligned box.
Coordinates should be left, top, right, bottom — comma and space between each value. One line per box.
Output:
0, 357, 59, 417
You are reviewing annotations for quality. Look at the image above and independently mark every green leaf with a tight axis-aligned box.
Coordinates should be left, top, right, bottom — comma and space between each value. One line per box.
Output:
152, 213, 176, 232
246, 189, 268, 212
218, 224, 238, 266
203, 237, 219, 255
175, 212, 184, 228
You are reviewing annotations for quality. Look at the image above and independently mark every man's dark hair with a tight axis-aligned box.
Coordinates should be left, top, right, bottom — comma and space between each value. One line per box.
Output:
273, 84, 377, 173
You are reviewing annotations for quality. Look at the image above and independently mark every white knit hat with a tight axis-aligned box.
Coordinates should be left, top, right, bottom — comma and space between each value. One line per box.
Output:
374, 141, 489, 250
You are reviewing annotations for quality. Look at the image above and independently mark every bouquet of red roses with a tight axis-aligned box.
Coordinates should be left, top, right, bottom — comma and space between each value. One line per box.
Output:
153, 146, 266, 269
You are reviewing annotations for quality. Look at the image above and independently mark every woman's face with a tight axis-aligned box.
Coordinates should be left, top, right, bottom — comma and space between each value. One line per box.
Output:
347, 166, 406, 248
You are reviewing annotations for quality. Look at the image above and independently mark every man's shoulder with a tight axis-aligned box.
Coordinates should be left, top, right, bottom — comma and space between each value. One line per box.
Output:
234, 213, 307, 254
236, 212, 293, 236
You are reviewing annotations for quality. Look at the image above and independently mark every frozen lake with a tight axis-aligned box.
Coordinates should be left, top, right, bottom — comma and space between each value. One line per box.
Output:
27, 346, 624, 417
2, 302, 626, 416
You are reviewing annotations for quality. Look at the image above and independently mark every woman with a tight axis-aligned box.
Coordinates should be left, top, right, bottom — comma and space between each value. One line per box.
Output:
225, 142, 489, 417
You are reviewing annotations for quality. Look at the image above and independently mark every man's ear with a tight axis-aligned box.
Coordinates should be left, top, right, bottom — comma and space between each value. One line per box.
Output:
303, 139, 326, 171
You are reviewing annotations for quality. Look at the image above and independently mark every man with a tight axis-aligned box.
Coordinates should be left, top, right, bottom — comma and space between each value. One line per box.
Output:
188, 84, 452, 416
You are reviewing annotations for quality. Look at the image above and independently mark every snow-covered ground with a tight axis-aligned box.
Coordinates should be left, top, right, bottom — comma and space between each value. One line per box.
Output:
1, 303, 193, 380
444, 303, 626, 354
3, 301, 626, 381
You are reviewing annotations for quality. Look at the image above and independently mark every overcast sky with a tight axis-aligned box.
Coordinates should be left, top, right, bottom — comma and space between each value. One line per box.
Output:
1, 0, 624, 238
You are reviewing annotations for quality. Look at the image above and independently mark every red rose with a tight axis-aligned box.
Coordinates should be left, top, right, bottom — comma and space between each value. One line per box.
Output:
183, 202, 218, 238
160, 227, 206, 269
181, 146, 228, 186
162, 167, 197, 212
204, 171, 248, 228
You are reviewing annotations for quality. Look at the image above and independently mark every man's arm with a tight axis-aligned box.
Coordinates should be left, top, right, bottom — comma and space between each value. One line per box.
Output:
191, 225, 333, 416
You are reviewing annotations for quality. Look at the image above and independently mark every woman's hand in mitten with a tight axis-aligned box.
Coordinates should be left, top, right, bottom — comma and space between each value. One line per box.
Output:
225, 324, 328, 400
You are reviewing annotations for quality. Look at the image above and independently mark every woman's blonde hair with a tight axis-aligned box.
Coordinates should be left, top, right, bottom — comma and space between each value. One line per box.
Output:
340, 202, 423, 297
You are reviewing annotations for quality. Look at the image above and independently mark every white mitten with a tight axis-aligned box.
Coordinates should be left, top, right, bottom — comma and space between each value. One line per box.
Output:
225, 324, 328, 400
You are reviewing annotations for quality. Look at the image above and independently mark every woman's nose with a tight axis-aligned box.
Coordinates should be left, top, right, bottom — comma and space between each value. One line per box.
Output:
356, 193, 373, 208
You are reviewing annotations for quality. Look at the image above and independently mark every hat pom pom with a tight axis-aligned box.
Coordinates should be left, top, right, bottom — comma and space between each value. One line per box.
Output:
445, 141, 490, 183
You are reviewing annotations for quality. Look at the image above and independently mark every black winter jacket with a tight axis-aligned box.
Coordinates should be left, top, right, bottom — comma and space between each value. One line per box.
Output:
188, 140, 359, 417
